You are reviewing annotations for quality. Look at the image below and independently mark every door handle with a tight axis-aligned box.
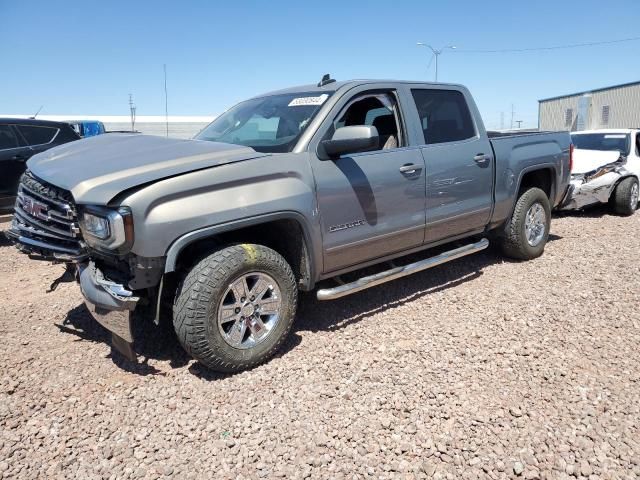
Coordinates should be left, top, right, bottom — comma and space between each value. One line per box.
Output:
11, 155, 26, 161
399, 163, 421, 175
473, 153, 489, 165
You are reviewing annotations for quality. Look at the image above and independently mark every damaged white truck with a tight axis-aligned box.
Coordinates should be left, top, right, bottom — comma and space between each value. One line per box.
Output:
559, 129, 640, 215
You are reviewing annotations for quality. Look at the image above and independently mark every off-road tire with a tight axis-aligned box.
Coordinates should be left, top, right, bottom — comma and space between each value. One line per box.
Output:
499, 187, 551, 260
173, 244, 297, 373
611, 177, 639, 216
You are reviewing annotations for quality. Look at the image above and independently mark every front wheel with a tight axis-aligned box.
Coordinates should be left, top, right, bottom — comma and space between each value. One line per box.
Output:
499, 187, 551, 260
611, 177, 639, 216
173, 244, 297, 372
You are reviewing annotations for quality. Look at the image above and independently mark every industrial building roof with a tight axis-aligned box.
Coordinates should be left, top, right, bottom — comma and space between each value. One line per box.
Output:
539, 80, 640, 103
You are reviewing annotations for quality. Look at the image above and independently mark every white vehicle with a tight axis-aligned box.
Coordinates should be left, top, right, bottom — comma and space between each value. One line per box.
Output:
559, 129, 640, 215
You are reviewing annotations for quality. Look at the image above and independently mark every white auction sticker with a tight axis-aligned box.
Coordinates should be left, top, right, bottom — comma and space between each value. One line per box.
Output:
288, 94, 329, 107
604, 134, 627, 138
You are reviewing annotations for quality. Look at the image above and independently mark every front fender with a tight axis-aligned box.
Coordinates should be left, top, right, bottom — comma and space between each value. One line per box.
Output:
120, 153, 322, 270
163, 211, 318, 280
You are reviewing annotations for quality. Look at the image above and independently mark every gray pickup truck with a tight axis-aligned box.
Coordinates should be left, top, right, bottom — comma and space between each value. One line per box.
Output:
7, 77, 571, 372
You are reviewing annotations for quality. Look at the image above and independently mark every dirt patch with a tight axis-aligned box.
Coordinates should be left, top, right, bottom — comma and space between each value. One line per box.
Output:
1, 211, 639, 479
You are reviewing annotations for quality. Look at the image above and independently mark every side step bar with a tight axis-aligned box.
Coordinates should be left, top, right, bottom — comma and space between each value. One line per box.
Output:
316, 238, 489, 301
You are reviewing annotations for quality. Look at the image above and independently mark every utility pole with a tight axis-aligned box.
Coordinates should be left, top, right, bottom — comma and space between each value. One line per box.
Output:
163, 64, 169, 137
416, 43, 456, 82
515, 120, 523, 129
128, 94, 136, 132
510, 104, 515, 130
500, 112, 504, 130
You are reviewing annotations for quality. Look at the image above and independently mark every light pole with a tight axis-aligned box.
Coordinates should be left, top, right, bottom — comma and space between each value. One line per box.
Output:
416, 43, 456, 82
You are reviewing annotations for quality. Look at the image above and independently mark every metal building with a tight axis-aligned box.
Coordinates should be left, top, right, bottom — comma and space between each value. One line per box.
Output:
538, 80, 640, 131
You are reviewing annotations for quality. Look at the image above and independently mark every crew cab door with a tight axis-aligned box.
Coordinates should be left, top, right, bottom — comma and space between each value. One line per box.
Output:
309, 87, 426, 273
408, 87, 494, 243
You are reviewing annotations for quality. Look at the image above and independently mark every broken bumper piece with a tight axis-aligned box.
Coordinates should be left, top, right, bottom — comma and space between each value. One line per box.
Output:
559, 174, 618, 210
559, 162, 630, 211
78, 262, 139, 361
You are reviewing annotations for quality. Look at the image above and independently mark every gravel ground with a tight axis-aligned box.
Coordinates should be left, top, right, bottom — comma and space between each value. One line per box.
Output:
1, 209, 639, 480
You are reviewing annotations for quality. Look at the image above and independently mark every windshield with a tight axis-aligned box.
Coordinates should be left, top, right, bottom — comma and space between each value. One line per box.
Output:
195, 92, 333, 153
571, 133, 630, 154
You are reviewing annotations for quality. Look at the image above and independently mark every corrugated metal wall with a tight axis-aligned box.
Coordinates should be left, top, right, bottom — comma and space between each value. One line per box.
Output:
539, 83, 640, 131
539, 95, 581, 131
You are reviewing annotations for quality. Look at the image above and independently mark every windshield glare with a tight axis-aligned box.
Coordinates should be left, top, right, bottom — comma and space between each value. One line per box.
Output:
195, 92, 333, 153
571, 133, 630, 154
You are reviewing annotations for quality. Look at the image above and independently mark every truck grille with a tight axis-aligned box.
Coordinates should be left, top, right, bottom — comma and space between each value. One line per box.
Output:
7, 171, 87, 262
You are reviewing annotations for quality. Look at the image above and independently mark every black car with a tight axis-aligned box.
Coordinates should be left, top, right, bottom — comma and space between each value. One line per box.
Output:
0, 118, 81, 212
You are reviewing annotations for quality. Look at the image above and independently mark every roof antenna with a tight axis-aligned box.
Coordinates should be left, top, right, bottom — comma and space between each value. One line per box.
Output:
318, 73, 336, 87
31, 105, 44, 119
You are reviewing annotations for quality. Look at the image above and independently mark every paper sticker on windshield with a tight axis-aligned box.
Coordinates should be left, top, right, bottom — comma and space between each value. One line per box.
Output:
288, 94, 329, 107
604, 134, 626, 138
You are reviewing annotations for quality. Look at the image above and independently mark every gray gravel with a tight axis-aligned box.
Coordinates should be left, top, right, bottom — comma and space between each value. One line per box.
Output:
1, 208, 639, 479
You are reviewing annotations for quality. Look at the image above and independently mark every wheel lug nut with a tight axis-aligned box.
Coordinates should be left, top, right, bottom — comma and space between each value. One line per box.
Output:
250, 296, 255, 301
241, 297, 246, 302
235, 307, 241, 314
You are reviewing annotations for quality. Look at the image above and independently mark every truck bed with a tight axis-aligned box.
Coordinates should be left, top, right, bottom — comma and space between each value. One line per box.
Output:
489, 131, 571, 226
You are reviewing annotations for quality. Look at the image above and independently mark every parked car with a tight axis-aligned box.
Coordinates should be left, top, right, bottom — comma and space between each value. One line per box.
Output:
559, 129, 640, 215
66, 120, 106, 138
0, 118, 80, 212
6, 78, 571, 372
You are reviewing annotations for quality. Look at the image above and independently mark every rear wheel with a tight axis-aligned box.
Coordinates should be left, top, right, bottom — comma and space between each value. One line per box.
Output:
611, 177, 639, 216
173, 244, 297, 372
499, 187, 551, 260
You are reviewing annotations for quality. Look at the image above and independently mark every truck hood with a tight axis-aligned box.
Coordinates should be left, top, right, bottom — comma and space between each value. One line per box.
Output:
27, 134, 268, 204
571, 149, 622, 174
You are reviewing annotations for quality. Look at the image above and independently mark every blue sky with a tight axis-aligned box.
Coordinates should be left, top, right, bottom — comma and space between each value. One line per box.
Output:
1, 0, 639, 128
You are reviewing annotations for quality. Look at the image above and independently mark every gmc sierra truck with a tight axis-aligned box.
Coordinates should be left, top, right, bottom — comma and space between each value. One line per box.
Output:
7, 77, 571, 372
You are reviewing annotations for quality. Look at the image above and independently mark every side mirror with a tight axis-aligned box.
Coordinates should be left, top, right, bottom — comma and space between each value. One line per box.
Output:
320, 126, 379, 159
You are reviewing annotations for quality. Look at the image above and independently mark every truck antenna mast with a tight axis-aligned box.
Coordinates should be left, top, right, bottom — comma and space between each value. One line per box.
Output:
32, 105, 44, 119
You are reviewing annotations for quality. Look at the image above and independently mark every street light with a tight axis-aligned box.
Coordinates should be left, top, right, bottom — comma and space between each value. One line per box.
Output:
416, 43, 456, 82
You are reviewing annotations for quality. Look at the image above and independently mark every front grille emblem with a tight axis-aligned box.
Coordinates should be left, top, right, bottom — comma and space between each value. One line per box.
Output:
22, 195, 49, 221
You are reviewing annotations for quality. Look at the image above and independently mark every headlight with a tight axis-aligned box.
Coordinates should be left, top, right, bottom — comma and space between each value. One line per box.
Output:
79, 206, 134, 253
83, 213, 110, 239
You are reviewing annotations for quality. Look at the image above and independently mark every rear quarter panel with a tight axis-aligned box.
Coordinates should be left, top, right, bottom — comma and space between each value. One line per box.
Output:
490, 132, 571, 227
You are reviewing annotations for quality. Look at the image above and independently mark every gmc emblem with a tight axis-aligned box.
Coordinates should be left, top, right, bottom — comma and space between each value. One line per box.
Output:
22, 195, 49, 221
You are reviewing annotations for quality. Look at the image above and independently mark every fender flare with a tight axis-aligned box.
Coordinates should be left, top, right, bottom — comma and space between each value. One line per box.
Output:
609, 172, 639, 198
613, 172, 639, 186
163, 211, 317, 286
514, 163, 558, 202
496, 164, 558, 234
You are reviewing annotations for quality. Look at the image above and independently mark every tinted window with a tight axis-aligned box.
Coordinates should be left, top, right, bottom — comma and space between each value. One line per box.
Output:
17, 125, 57, 146
571, 133, 630, 154
56, 125, 81, 142
0, 125, 20, 150
411, 89, 475, 144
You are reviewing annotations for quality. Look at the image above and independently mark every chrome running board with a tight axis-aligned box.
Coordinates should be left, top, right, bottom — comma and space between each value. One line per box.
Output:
316, 238, 489, 301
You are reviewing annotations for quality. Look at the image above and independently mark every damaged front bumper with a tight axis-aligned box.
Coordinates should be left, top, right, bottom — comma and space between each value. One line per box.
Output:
559, 160, 630, 210
78, 262, 139, 360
